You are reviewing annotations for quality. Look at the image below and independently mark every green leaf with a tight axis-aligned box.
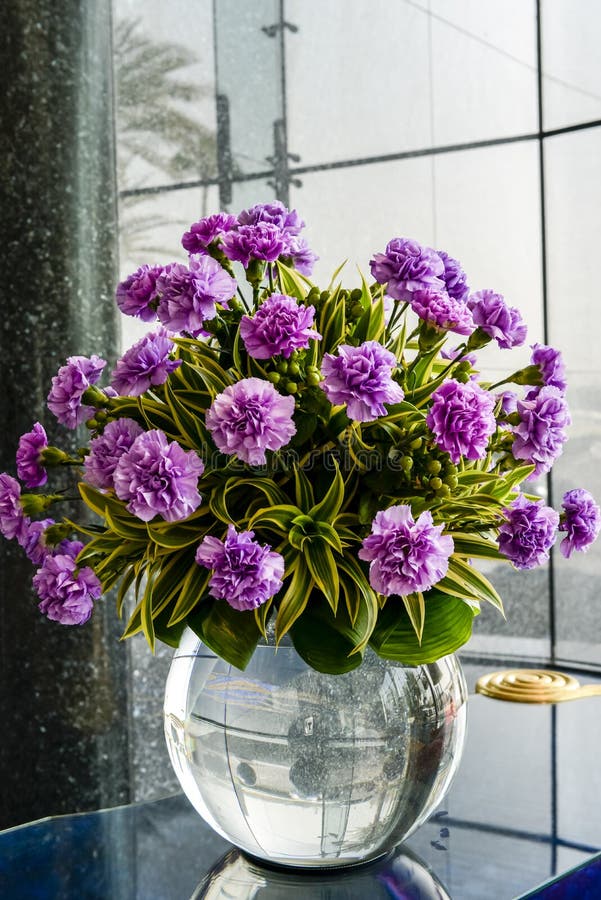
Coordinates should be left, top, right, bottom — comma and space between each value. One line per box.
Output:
340, 573, 361, 626
289, 594, 364, 675
116, 565, 136, 618
444, 557, 504, 615
188, 598, 262, 671
319, 287, 346, 353
353, 279, 385, 344
254, 597, 274, 638
105, 509, 148, 541
308, 460, 345, 523
293, 464, 315, 512
249, 503, 302, 535
78, 482, 130, 521
275, 562, 313, 643
313, 521, 344, 554
146, 521, 207, 549
303, 539, 339, 614
141, 564, 160, 652
275, 260, 314, 301
450, 531, 503, 561
211, 476, 290, 525
401, 592, 425, 642
152, 605, 188, 649
456, 471, 500, 486
327, 259, 348, 292
369, 590, 476, 665
167, 560, 212, 626
164, 380, 207, 451
336, 553, 379, 654
488, 464, 536, 500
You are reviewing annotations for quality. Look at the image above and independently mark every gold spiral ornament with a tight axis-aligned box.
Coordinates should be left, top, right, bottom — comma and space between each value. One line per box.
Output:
475, 669, 601, 704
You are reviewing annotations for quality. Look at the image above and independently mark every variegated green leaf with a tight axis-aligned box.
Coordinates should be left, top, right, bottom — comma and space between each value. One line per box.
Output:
309, 460, 345, 523
303, 539, 339, 614
275, 563, 314, 643
167, 560, 212, 626
293, 465, 315, 512
401, 592, 425, 643
450, 531, 503, 561
249, 503, 302, 535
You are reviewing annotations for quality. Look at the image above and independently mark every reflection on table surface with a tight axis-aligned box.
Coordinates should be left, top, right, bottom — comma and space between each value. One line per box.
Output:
2, 665, 601, 900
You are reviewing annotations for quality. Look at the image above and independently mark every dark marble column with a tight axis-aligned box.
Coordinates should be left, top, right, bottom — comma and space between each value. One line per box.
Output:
0, 1, 130, 827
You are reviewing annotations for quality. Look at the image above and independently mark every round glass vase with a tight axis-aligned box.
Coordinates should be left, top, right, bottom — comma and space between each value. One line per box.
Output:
164, 628, 467, 869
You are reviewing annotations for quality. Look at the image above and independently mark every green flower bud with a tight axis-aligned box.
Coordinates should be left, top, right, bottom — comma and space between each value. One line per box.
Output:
20, 493, 61, 516
443, 474, 458, 489
245, 258, 266, 288
267, 371, 281, 384
466, 327, 492, 352
285, 382, 298, 394
40, 446, 70, 466
306, 372, 321, 387
288, 361, 301, 376
277, 360, 289, 375
400, 455, 413, 473
430, 476, 443, 491
435, 483, 451, 498
426, 459, 442, 475
410, 437, 422, 450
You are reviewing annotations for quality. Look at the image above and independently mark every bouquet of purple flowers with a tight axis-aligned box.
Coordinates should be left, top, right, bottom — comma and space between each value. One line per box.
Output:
1, 202, 599, 673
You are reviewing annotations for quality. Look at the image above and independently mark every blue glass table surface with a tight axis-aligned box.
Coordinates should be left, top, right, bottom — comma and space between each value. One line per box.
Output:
2, 662, 601, 899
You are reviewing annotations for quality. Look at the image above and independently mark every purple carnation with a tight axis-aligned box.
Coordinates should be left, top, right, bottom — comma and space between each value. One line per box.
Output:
59, 539, 85, 560
559, 489, 601, 558
370, 238, 445, 302
84, 417, 145, 490
426, 379, 496, 464
497, 390, 518, 417
441, 345, 478, 368
195, 524, 285, 611
469, 290, 527, 349
181, 213, 238, 254
498, 494, 559, 570
206, 378, 296, 466
113, 429, 204, 523
156, 256, 236, 335
237, 201, 304, 235
47, 355, 107, 429
221, 223, 286, 268
0, 472, 29, 541
512, 386, 571, 477
116, 265, 163, 322
240, 294, 322, 360
410, 289, 474, 335
320, 341, 404, 423
437, 250, 470, 303
282, 235, 318, 277
358, 505, 454, 595
16, 422, 48, 488
18, 517, 55, 565
111, 328, 181, 396
531, 343, 567, 393
33, 552, 102, 625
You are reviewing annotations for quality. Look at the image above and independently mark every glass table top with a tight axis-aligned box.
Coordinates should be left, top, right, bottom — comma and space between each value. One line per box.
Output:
2, 662, 601, 899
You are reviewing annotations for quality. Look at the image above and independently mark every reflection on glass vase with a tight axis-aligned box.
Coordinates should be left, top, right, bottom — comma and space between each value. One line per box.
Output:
164, 628, 467, 869
192, 845, 452, 899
